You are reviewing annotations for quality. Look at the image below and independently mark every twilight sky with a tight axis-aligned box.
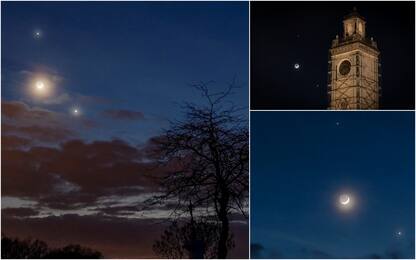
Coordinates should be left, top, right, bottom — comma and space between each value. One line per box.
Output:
251, 1, 415, 110
251, 112, 415, 258
1, 2, 248, 258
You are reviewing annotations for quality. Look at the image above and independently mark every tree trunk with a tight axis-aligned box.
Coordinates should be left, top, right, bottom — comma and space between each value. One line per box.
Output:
217, 191, 230, 258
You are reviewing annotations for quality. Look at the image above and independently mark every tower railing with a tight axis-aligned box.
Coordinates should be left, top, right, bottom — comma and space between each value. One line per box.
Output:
332, 34, 378, 50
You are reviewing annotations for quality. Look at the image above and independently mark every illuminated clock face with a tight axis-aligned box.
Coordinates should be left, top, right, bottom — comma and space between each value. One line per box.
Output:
339, 60, 351, 75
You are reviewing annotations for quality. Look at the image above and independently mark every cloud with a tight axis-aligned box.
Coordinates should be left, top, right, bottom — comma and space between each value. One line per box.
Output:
2, 207, 39, 218
1, 100, 99, 144
1, 136, 182, 225
19, 67, 63, 83
102, 109, 145, 121
2, 101, 56, 120
1, 137, 166, 214
41, 93, 71, 105
1, 135, 33, 150
2, 146, 62, 198
2, 123, 75, 143
1, 196, 38, 209
80, 118, 99, 128
37, 92, 114, 106
2, 100, 77, 143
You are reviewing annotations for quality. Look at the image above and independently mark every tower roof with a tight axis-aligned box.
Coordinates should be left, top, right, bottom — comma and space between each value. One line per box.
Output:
343, 7, 366, 21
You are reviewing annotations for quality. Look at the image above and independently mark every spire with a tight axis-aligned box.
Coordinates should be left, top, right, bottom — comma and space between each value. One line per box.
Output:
344, 7, 365, 21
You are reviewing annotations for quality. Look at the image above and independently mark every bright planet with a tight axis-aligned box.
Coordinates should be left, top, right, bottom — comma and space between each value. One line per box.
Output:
72, 108, 80, 116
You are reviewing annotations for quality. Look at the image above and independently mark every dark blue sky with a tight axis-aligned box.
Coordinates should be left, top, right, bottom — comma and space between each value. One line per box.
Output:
251, 112, 415, 258
2, 1, 248, 144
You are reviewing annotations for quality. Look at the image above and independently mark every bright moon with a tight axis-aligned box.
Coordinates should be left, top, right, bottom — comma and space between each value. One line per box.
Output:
33, 80, 48, 95
36, 81, 45, 90
29, 77, 53, 99
294, 63, 300, 69
338, 193, 355, 211
340, 194, 350, 205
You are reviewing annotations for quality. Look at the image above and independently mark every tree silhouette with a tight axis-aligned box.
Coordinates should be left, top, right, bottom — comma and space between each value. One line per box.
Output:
153, 203, 234, 258
1, 235, 103, 259
149, 82, 248, 258
1, 236, 48, 258
45, 244, 103, 258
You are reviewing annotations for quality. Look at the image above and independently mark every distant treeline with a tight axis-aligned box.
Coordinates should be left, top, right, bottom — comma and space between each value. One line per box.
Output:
1, 235, 103, 259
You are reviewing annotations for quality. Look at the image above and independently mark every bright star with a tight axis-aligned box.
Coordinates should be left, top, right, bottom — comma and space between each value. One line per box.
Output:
294, 63, 300, 70
34, 30, 42, 39
395, 230, 403, 238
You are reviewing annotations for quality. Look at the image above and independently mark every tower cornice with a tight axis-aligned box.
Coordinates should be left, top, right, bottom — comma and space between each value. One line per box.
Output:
330, 40, 380, 56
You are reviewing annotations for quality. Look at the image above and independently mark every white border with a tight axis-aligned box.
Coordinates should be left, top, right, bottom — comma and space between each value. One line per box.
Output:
248, 0, 251, 258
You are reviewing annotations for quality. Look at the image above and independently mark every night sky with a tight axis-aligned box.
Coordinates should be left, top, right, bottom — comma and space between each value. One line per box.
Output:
251, 1, 415, 110
251, 111, 415, 258
1, 2, 248, 258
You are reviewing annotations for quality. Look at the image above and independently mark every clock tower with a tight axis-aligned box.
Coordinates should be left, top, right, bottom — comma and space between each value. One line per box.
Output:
328, 8, 381, 110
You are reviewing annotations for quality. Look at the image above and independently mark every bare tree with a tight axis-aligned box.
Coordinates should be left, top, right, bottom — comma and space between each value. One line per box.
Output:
153, 202, 234, 259
149, 82, 248, 258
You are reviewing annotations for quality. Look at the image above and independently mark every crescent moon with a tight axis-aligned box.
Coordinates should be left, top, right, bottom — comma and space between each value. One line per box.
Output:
341, 196, 350, 205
